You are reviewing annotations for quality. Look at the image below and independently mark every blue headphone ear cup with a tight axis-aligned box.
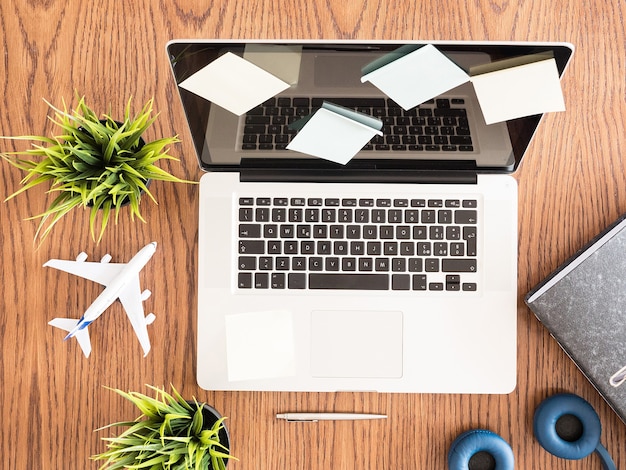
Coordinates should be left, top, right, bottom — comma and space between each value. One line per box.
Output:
533, 393, 602, 460
448, 429, 514, 470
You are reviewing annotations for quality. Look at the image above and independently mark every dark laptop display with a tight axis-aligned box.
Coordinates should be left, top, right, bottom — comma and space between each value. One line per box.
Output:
167, 41, 573, 180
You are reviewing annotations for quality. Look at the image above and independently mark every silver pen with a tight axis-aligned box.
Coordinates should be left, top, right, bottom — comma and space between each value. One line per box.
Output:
276, 412, 387, 422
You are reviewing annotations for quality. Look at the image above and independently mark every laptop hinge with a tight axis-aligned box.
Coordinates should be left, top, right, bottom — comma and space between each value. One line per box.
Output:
240, 167, 477, 185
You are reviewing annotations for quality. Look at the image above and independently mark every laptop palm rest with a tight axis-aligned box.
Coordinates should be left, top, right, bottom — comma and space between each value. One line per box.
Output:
310, 310, 403, 378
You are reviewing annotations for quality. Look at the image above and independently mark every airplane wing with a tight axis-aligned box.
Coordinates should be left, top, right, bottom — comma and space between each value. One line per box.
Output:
48, 318, 92, 358
43, 259, 125, 287
117, 276, 151, 357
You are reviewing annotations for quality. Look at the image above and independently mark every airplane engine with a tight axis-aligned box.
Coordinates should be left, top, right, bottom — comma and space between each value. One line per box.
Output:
76, 252, 88, 262
100, 254, 112, 263
141, 289, 152, 301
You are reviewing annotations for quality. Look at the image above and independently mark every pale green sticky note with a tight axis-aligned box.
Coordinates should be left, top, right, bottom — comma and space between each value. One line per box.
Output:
361, 44, 470, 110
287, 101, 383, 165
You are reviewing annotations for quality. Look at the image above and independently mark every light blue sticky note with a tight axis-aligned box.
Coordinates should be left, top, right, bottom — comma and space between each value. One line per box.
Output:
178, 52, 290, 116
361, 44, 470, 110
470, 57, 565, 125
287, 102, 383, 165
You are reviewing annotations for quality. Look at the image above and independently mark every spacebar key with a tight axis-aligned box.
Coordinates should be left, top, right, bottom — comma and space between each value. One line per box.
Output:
309, 273, 389, 290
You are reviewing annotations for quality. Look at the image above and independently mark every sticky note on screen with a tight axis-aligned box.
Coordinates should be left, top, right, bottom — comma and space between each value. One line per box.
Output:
470, 56, 565, 124
287, 102, 383, 165
178, 52, 290, 116
361, 44, 470, 110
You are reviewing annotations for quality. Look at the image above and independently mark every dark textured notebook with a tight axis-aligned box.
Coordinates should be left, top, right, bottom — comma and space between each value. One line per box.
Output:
525, 214, 626, 423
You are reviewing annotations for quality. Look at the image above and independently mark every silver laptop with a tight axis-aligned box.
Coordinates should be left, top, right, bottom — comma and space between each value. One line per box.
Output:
167, 40, 574, 393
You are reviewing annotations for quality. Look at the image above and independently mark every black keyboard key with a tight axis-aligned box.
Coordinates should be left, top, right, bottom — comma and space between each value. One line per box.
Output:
288, 273, 306, 289
259, 256, 273, 270
309, 257, 324, 271
239, 240, 265, 254
325, 257, 340, 271
238, 256, 257, 270
425, 258, 440, 272
392, 274, 410, 290
245, 115, 271, 125
271, 273, 286, 289
455, 210, 478, 224
255, 273, 269, 288
309, 273, 389, 290
359, 258, 373, 271
442, 259, 477, 272
265, 241, 279, 254
342, 258, 357, 271
375, 258, 390, 271
255, 207, 270, 221
272, 208, 286, 222
239, 224, 261, 238
412, 274, 427, 290
450, 136, 473, 145
463, 226, 477, 256
238, 273, 252, 288
322, 209, 336, 223
276, 257, 290, 270
292, 97, 310, 107
244, 124, 266, 134
446, 275, 461, 291
239, 207, 253, 222
292, 257, 306, 270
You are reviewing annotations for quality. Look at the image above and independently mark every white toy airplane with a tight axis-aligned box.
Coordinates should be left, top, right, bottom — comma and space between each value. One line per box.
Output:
46, 242, 157, 358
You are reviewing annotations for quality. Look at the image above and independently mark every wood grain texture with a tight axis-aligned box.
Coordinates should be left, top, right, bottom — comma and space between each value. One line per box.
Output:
0, 0, 624, 468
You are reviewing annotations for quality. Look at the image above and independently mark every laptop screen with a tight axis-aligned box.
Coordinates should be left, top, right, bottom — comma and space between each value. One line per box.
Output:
166, 41, 573, 175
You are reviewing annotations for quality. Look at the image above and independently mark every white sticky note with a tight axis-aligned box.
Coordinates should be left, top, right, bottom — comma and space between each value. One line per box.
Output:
470, 58, 565, 125
287, 102, 383, 165
243, 44, 303, 85
361, 44, 470, 110
225, 310, 296, 382
178, 52, 290, 116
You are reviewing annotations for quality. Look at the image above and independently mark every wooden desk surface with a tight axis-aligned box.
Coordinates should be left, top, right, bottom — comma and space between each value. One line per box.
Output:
1, 1, 624, 468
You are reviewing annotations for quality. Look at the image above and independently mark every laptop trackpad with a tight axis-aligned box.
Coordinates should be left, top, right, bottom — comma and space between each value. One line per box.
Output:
310, 310, 403, 378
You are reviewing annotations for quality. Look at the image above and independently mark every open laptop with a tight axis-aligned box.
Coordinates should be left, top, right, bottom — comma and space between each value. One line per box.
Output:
166, 40, 574, 393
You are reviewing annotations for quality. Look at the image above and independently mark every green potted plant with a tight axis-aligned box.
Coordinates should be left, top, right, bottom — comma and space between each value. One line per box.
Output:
93, 385, 236, 470
1, 94, 191, 244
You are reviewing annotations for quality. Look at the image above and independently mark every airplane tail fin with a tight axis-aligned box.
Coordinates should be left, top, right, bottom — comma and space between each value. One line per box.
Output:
49, 318, 92, 358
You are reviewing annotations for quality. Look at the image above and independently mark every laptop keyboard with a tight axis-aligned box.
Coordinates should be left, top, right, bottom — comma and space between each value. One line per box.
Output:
241, 97, 474, 152
237, 196, 479, 291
